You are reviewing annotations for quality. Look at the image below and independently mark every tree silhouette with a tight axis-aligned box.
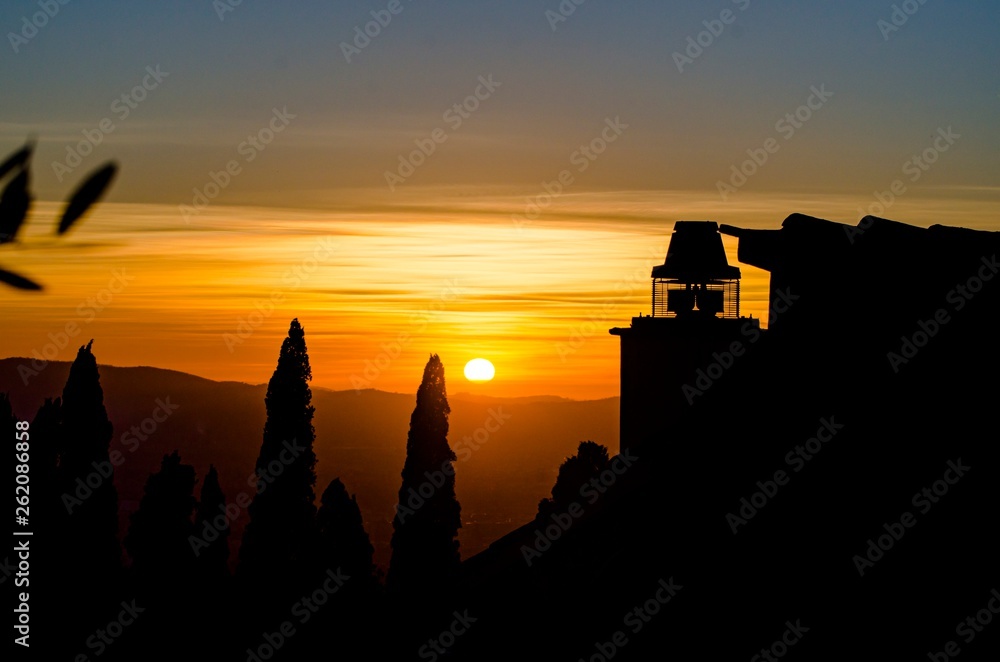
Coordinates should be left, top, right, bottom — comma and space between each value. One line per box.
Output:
537, 440, 611, 520
124, 451, 197, 592
56, 341, 121, 576
192, 464, 230, 583
47, 342, 121, 655
317, 477, 377, 588
387, 354, 462, 598
239, 318, 320, 595
118, 451, 198, 661
297, 476, 381, 656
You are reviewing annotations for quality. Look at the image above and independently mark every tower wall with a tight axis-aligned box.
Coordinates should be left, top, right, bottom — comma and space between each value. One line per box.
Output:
612, 316, 753, 454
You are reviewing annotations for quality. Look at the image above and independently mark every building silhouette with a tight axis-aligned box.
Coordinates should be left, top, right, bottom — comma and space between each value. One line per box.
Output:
610, 221, 756, 453
460, 213, 1000, 660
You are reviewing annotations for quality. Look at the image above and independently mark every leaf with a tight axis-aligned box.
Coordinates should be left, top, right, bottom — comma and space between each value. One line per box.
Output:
0, 169, 31, 245
0, 142, 33, 183
0, 266, 42, 291
57, 161, 117, 236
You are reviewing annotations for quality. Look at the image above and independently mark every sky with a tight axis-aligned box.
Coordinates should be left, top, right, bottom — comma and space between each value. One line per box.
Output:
1, 0, 999, 398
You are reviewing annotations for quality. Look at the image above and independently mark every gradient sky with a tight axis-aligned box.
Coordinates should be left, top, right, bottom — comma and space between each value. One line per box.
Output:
2, 1, 998, 397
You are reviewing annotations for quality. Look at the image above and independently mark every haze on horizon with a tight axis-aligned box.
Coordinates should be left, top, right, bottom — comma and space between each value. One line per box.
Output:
1, 0, 998, 398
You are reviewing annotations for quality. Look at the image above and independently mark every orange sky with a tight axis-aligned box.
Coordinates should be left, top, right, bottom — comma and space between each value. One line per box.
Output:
2, 189, 998, 399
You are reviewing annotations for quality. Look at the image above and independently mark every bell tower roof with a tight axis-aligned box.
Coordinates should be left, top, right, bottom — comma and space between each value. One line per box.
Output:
651, 221, 741, 282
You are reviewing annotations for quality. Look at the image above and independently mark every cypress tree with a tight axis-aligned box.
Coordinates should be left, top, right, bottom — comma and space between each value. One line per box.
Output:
387, 354, 462, 597
49, 342, 121, 655
57, 341, 121, 580
239, 319, 319, 594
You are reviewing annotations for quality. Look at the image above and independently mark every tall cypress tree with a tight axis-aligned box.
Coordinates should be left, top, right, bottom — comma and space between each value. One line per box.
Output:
387, 354, 462, 597
239, 319, 319, 594
57, 341, 120, 576
51, 342, 121, 654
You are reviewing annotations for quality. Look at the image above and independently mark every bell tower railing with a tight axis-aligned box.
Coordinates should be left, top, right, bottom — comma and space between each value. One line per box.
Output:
651, 279, 740, 319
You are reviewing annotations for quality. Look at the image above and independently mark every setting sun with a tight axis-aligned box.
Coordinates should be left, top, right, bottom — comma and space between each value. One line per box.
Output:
464, 358, 496, 382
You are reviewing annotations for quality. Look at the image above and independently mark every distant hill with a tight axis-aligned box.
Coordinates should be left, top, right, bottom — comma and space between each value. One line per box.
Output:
0, 358, 619, 570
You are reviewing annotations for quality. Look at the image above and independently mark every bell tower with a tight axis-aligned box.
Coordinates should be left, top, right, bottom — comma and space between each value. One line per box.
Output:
610, 221, 758, 453
651, 221, 742, 319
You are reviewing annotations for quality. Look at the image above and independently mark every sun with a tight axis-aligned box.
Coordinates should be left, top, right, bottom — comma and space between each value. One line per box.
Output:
464, 358, 496, 382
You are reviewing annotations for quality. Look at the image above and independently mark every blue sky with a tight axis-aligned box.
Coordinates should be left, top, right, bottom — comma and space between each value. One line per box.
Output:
2, 0, 998, 205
